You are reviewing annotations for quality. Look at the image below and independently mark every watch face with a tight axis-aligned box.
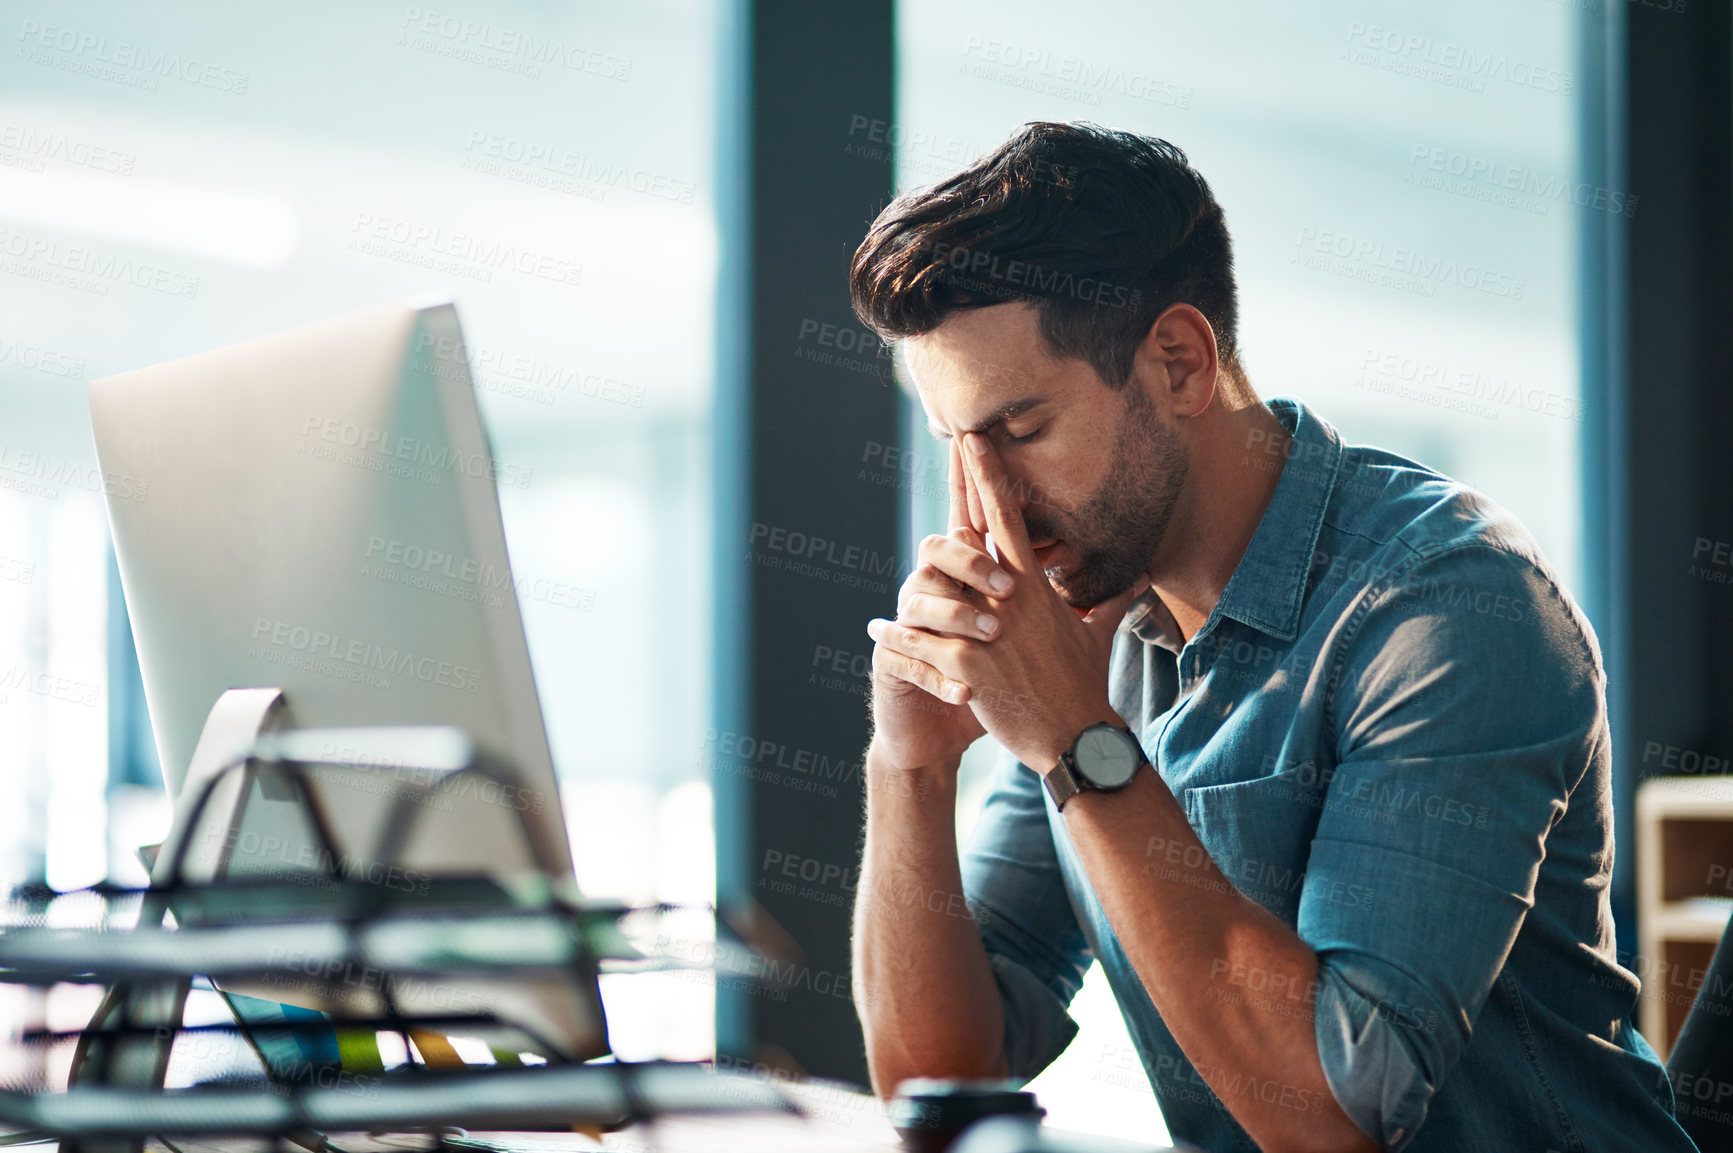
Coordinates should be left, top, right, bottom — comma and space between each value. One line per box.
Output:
1076, 725, 1142, 789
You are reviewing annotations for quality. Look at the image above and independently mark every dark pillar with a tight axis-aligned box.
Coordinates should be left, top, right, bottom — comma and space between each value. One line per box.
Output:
1608, 1, 1733, 937
711, 0, 897, 1085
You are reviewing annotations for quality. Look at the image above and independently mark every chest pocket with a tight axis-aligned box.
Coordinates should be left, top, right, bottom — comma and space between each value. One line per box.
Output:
1182, 762, 1326, 925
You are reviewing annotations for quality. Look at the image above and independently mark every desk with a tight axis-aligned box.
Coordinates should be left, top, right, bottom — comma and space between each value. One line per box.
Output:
596, 1079, 901, 1152
128, 1083, 1178, 1153
134, 1080, 903, 1153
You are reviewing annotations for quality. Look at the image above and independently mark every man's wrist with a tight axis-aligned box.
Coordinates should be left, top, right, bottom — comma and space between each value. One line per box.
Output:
864, 742, 960, 793
1032, 705, 1127, 776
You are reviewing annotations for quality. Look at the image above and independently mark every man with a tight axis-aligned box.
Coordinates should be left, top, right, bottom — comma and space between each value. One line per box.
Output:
848, 122, 1696, 1152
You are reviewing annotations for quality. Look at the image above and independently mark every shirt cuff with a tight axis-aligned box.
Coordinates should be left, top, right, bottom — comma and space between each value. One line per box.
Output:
1314, 966, 1436, 1151
986, 950, 1080, 1082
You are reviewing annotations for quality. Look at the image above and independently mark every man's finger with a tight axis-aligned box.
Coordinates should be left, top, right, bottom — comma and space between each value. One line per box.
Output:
947, 437, 971, 535
953, 437, 988, 537
868, 618, 967, 687
910, 536, 1012, 602
898, 591, 1001, 643
962, 431, 1038, 575
871, 642, 969, 705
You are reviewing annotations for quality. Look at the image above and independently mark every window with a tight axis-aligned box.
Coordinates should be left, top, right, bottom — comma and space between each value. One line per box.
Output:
0, 0, 717, 1062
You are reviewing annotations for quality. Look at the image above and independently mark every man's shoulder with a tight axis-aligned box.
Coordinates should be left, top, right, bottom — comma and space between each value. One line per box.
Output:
1319, 442, 1556, 589
1311, 442, 1601, 678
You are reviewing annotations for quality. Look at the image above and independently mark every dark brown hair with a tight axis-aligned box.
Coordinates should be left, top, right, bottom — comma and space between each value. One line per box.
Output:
849, 121, 1239, 388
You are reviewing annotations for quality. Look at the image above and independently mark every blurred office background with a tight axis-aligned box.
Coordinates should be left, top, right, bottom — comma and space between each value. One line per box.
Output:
1, 0, 1726, 1144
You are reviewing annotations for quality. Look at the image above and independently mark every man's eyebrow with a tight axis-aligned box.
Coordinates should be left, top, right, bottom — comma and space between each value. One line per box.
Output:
927, 397, 1045, 441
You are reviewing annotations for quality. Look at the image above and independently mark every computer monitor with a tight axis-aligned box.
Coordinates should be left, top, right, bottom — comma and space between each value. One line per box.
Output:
87, 300, 605, 1061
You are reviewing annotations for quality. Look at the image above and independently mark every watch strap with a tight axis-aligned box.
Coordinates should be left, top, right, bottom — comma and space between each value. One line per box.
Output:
1043, 759, 1082, 811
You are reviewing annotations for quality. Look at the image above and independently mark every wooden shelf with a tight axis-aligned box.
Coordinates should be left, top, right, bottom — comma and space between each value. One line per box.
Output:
1637, 777, 1733, 1058
1637, 776, 1733, 818
1647, 898, 1733, 942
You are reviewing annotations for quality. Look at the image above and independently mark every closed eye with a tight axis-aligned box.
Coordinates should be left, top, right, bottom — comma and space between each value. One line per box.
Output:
1005, 426, 1042, 444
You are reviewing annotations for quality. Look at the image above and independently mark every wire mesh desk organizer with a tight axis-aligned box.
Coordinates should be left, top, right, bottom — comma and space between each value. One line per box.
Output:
0, 727, 797, 1152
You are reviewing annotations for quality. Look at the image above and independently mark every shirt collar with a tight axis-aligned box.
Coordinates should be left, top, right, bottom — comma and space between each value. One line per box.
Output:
1123, 397, 1342, 651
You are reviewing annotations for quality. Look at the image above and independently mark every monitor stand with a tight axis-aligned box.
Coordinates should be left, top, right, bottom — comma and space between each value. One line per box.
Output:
152, 687, 289, 886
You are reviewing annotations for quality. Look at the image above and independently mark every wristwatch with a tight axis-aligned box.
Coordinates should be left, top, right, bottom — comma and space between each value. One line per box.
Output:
1044, 722, 1148, 811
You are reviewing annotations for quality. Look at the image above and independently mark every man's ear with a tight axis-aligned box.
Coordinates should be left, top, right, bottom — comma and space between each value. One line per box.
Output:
1134, 304, 1220, 419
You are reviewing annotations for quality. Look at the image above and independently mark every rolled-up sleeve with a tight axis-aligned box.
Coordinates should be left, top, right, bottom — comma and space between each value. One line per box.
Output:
1304, 543, 1601, 1149
960, 746, 1093, 1081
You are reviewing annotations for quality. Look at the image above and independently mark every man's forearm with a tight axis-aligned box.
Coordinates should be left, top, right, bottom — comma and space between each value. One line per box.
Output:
852, 744, 1008, 1097
1062, 765, 1377, 1153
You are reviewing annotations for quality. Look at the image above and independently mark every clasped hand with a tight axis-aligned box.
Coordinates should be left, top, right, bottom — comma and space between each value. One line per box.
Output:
866, 431, 1147, 773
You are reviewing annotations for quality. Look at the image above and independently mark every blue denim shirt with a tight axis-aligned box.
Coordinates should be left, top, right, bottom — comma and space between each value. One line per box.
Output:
961, 399, 1698, 1152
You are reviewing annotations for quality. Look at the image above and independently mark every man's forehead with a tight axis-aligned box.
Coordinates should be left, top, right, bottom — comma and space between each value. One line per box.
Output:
909, 351, 1069, 442
910, 351, 1040, 401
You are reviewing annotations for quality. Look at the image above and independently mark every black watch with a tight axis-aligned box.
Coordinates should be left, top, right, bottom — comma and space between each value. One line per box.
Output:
1044, 722, 1148, 811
